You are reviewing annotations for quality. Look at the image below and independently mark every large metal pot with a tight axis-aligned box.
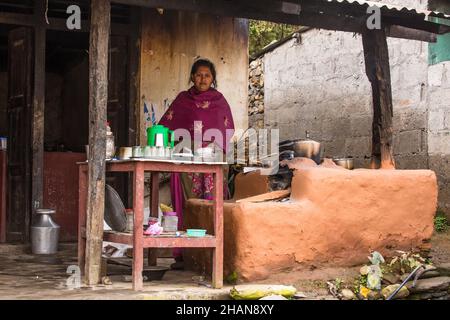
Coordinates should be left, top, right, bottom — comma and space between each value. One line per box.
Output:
31, 209, 60, 254
333, 157, 354, 170
292, 139, 321, 164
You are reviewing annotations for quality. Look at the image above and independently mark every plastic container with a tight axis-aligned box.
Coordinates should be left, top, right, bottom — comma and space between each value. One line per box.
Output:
106, 122, 115, 159
148, 217, 159, 226
162, 211, 178, 232
125, 209, 133, 233
186, 229, 206, 237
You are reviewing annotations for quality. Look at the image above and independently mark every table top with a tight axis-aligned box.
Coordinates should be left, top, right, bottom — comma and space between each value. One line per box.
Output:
77, 158, 228, 165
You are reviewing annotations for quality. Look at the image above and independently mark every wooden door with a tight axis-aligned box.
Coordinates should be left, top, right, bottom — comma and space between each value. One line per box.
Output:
106, 35, 129, 206
6, 28, 33, 242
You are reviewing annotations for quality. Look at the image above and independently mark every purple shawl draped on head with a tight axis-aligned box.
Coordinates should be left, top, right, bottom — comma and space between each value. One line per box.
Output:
158, 86, 235, 153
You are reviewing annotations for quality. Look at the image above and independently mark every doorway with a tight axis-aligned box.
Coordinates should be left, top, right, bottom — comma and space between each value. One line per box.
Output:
1, 25, 135, 242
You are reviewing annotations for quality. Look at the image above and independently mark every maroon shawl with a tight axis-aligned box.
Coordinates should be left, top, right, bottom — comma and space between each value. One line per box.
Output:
158, 86, 235, 152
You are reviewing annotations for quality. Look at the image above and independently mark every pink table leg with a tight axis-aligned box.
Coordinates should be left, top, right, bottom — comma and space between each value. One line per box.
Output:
132, 162, 145, 291
212, 166, 224, 289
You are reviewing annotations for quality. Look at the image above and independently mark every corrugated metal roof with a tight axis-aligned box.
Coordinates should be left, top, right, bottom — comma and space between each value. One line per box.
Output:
327, 0, 450, 19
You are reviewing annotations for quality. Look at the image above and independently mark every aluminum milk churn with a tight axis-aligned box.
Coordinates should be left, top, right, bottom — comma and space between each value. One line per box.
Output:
31, 209, 60, 254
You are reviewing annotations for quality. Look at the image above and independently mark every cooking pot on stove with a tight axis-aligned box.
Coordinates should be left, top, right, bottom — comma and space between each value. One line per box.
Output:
293, 138, 321, 164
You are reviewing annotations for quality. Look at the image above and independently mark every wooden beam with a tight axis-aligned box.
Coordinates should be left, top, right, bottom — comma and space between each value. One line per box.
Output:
0, 12, 130, 35
0, 12, 35, 26
114, 0, 449, 34
113, 0, 364, 30
31, 0, 46, 222
362, 28, 395, 169
387, 25, 437, 43
128, 7, 141, 147
85, 0, 111, 286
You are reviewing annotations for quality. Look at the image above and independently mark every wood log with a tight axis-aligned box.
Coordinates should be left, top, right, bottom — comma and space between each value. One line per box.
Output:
85, 0, 111, 285
31, 0, 46, 227
362, 28, 395, 169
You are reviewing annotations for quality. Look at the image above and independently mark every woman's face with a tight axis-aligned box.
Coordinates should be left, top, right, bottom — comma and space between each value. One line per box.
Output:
192, 66, 213, 92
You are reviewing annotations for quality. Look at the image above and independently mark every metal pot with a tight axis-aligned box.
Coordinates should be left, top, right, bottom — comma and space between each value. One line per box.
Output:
31, 209, 60, 254
292, 139, 321, 164
333, 157, 354, 170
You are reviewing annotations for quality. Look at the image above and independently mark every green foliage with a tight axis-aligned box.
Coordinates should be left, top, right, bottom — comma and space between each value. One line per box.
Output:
434, 215, 448, 233
226, 271, 239, 285
249, 20, 297, 57
334, 278, 343, 291
354, 274, 368, 294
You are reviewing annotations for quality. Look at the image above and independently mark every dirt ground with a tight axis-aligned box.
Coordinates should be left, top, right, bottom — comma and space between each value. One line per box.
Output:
0, 229, 449, 300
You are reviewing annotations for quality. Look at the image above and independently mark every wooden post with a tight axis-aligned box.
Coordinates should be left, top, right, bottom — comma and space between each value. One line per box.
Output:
147, 172, 159, 266
362, 28, 396, 169
133, 163, 145, 290
212, 166, 224, 289
85, 0, 111, 285
31, 0, 46, 235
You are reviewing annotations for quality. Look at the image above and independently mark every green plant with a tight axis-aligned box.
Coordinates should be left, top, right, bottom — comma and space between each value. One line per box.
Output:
334, 278, 343, 291
353, 274, 368, 294
434, 215, 448, 233
226, 271, 239, 284
249, 20, 297, 57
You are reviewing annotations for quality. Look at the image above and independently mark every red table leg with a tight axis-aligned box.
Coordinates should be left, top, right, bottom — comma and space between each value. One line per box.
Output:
78, 166, 87, 276
212, 166, 224, 289
132, 162, 145, 290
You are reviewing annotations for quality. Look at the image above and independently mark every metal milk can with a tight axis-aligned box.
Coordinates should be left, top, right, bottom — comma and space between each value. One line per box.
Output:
31, 209, 60, 254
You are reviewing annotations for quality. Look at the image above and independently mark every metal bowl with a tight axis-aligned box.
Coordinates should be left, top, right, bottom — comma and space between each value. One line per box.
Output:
142, 266, 169, 281
333, 158, 354, 170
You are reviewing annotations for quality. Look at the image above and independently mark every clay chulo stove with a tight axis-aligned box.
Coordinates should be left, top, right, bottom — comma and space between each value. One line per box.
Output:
183, 158, 438, 282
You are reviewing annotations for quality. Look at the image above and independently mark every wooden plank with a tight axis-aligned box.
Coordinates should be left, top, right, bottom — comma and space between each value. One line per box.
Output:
128, 7, 141, 147
0, 12, 131, 35
6, 27, 34, 242
85, 0, 111, 286
113, 0, 365, 31
387, 25, 437, 43
132, 162, 145, 290
0, 12, 35, 26
148, 171, 160, 266
78, 166, 88, 273
31, 0, 46, 225
112, 0, 444, 35
362, 28, 395, 169
103, 231, 217, 247
0, 151, 6, 243
212, 166, 224, 289
82, 160, 224, 174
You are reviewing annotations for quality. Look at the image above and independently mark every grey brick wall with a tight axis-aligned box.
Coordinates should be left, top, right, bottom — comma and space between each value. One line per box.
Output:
261, 0, 449, 216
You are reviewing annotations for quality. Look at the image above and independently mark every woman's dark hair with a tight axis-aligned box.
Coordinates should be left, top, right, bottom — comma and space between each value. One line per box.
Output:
189, 59, 217, 88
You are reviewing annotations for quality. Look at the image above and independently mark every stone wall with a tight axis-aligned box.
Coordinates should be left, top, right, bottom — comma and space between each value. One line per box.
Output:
248, 57, 265, 129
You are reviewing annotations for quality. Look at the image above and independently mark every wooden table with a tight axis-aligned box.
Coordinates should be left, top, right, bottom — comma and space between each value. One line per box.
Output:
78, 158, 224, 291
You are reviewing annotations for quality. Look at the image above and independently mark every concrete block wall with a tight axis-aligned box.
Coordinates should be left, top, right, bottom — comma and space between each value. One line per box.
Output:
264, 29, 428, 169
428, 61, 450, 215
263, 0, 449, 214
